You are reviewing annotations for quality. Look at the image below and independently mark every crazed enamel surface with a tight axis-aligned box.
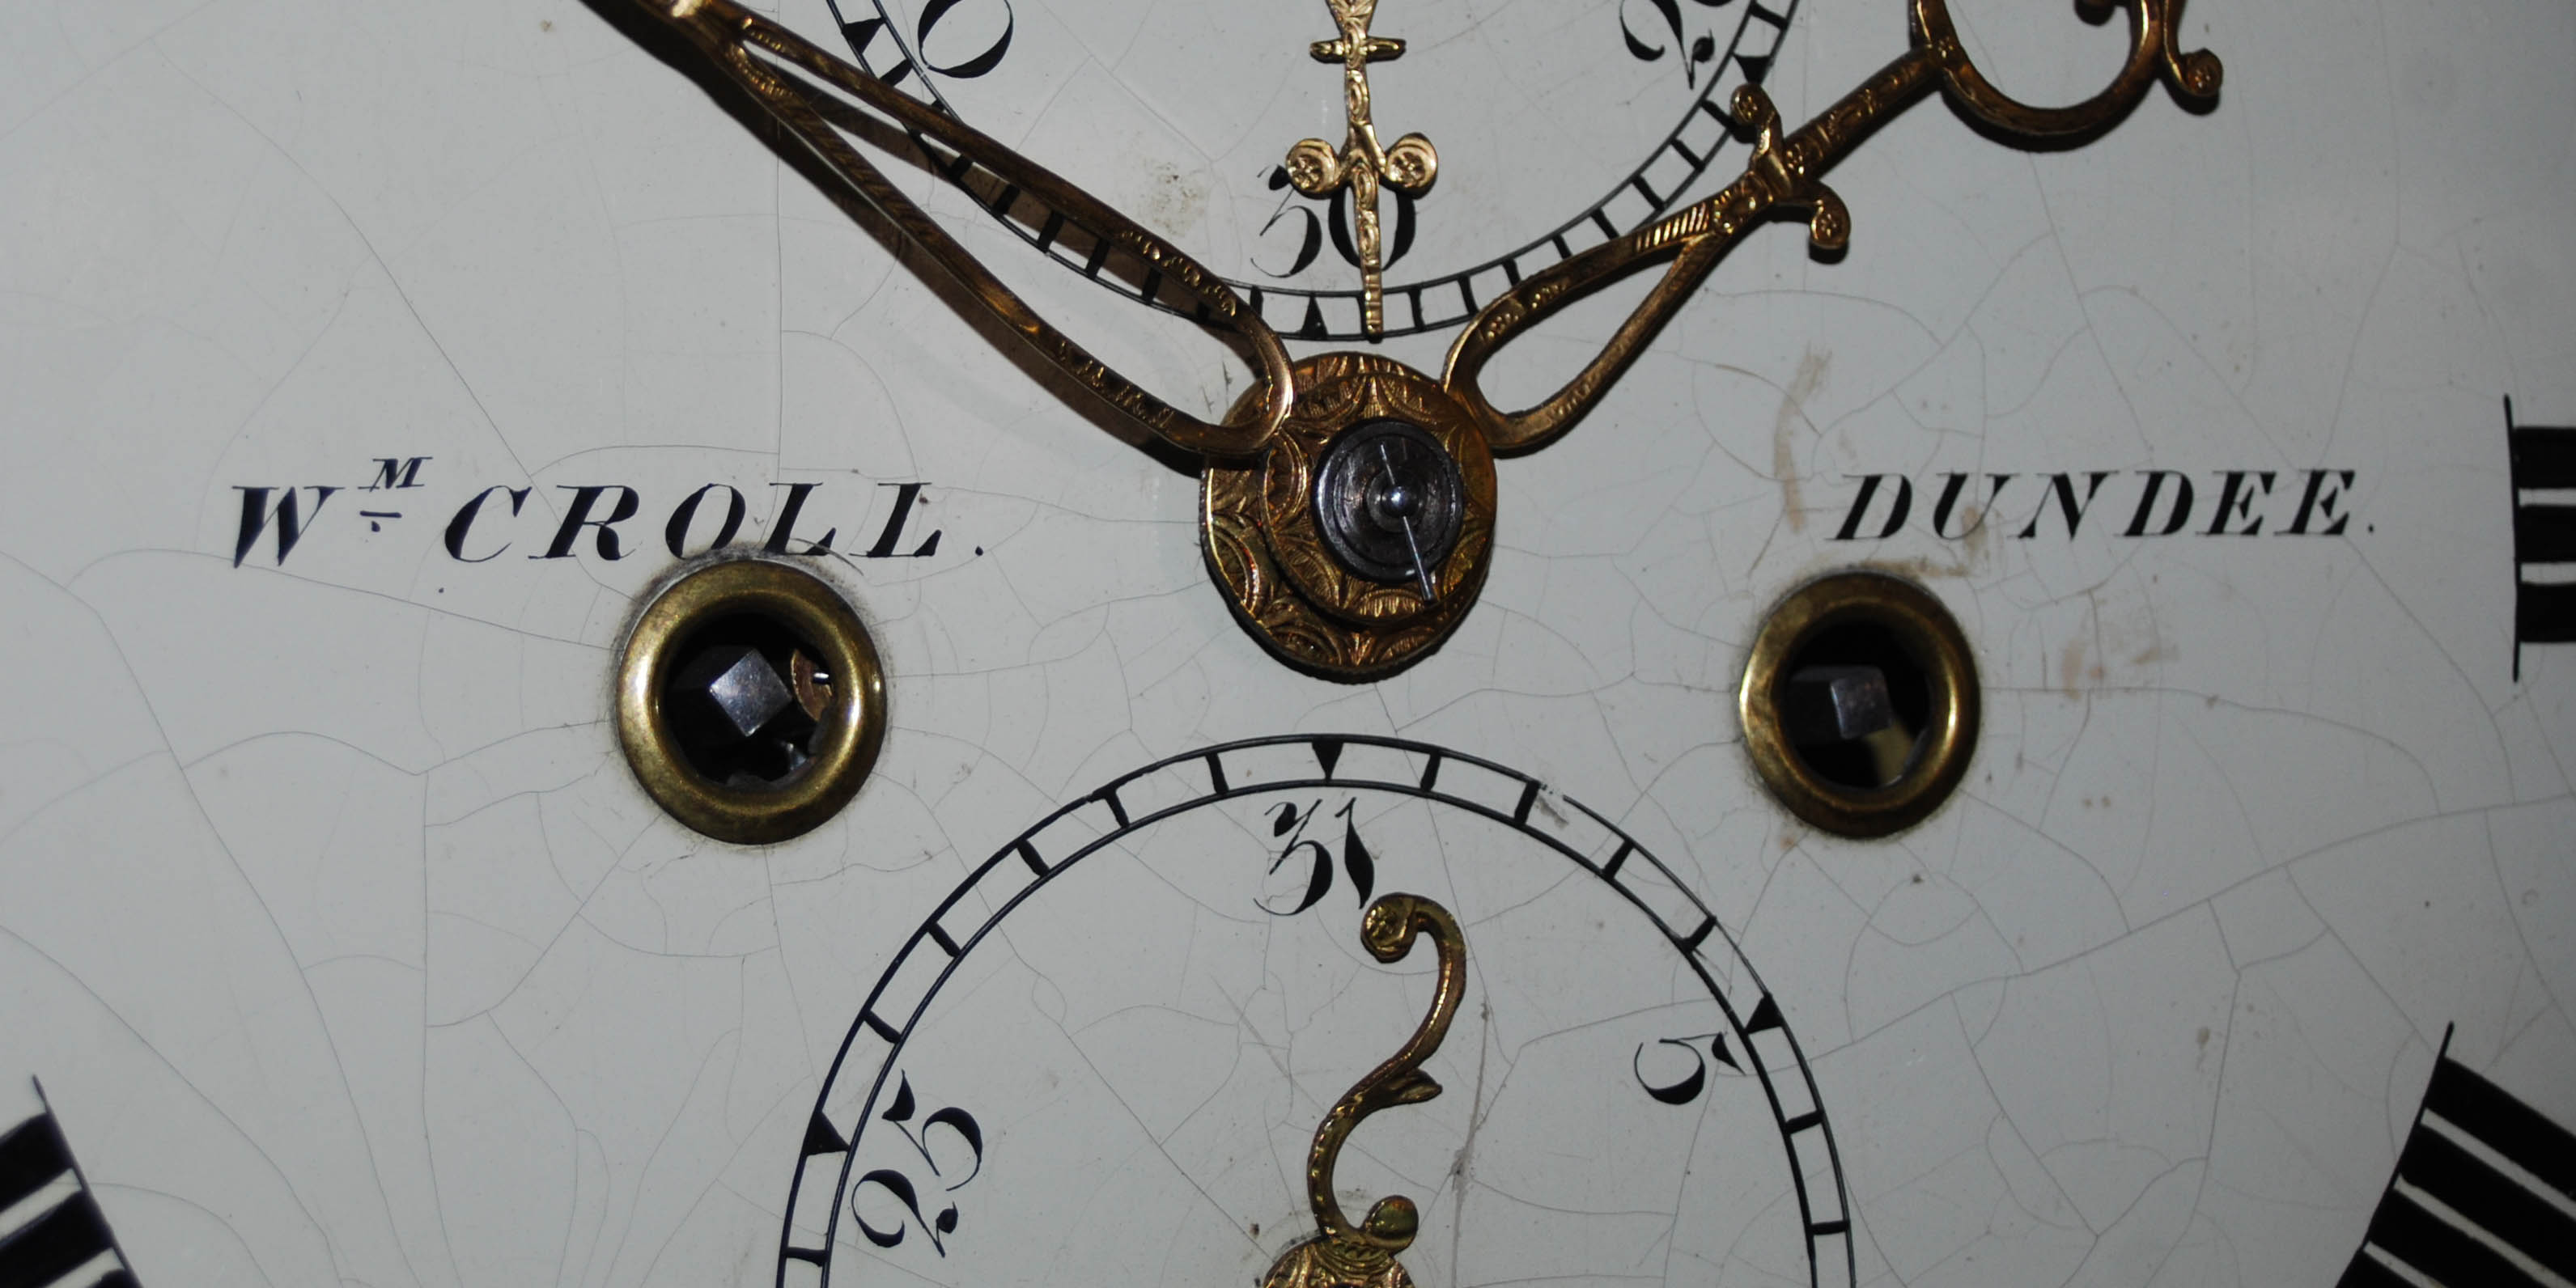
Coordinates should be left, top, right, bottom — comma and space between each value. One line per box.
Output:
2, 1, 2570, 1285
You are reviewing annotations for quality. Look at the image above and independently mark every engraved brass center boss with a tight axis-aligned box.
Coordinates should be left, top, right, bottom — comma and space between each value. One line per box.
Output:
618, 0, 2219, 681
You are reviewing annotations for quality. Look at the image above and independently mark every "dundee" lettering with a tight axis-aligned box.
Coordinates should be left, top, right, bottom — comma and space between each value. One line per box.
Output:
1827, 468, 2357, 543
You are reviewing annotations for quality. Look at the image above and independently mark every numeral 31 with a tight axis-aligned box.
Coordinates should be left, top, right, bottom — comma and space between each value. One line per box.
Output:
1260, 799, 1378, 917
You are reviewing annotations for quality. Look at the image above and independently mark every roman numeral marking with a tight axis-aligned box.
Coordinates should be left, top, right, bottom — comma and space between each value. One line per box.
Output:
0, 1083, 141, 1288
2509, 397, 2576, 680
0, 1112, 75, 1212
0, 1193, 127, 1288
2336, 1025, 2574, 1287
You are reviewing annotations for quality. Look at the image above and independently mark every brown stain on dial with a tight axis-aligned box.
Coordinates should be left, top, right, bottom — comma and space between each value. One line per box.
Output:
1775, 349, 1831, 533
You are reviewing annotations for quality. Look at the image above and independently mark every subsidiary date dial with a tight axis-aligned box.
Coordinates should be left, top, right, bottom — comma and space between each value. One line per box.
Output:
781, 736, 1852, 1286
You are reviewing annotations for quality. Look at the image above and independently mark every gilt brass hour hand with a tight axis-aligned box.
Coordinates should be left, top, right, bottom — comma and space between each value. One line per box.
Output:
1258, 894, 1466, 1288
617, 0, 1292, 461
1284, 0, 1441, 338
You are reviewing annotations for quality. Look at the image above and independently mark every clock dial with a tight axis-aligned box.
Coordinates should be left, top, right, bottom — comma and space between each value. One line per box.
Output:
2, 2, 2572, 1288
784, 735, 1848, 1286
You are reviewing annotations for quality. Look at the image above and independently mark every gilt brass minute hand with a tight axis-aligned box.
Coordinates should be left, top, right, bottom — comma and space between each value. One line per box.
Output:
1442, 0, 2223, 453
1284, 0, 1440, 339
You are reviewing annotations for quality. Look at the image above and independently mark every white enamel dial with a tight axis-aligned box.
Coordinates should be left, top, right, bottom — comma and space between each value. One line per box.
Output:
1, 1, 2570, 1286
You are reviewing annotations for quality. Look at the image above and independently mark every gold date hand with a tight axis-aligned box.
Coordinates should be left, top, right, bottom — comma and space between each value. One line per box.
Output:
1284, 0, 1439, 339
619, 0, 1293, 462
1258, 894, 1465, 1288
1443, 0, 2222, 453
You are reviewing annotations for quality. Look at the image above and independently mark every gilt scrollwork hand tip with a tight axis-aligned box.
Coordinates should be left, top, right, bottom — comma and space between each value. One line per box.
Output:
1285, 138, 1347, 197
1259, 894, 1465, 1287
1381, 134, 1437, 195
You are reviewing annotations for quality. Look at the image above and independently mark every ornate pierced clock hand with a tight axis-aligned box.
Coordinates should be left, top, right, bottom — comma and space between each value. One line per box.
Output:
1283, 0, 1441, 338
1258, 893, 1466, 1288
614, 0, 2217, 680
619, 0, 1294, 461
1443, 0, 2222, 452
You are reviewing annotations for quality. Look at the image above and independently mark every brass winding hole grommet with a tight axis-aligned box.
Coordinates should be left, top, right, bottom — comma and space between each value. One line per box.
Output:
1739, 570, 1979, 838
616, 557, 886, 845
